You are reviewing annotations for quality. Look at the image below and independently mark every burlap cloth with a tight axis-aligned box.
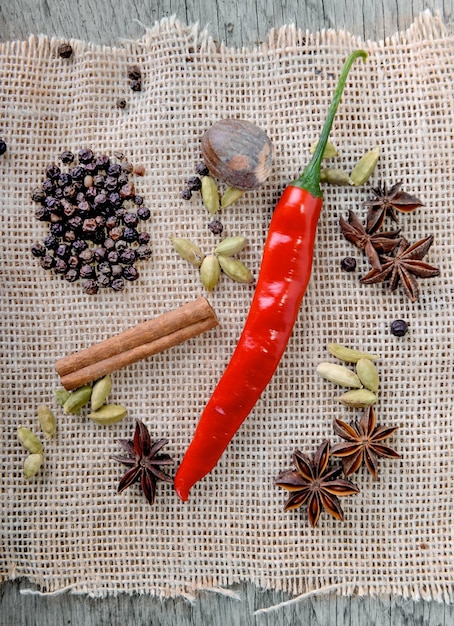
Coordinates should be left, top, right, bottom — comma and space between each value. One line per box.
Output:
1, 10, 453, 603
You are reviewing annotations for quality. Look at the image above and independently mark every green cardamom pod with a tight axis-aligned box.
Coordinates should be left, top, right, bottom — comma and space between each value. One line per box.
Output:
218, 256, 254, 284
24, 453, 44, 479
54, 388, 71, 406
37, 404, 57, 438
356, 358, 379, 393
338, 389, 377, 408
214, 236, 248, 256
320, 168, 352, 186
171, 237, 204, 267
201, 176, 220, 215
328, 343, 380, 363
221, 187, 244, 208
17, 427, 44, 454
91, 375, 112, 411
316, 362, 362, 388
88, 404, 127, 425
63, 385, 92, 415
200, 254, 221, 291
349, 146, 380, 186
310, 140, 339, 159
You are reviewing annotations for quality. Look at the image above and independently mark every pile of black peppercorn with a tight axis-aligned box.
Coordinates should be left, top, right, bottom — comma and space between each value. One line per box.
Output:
30, 149, 152, 294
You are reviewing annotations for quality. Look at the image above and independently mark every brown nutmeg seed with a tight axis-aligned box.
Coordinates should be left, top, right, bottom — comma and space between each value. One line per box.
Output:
201, 119, 273, 190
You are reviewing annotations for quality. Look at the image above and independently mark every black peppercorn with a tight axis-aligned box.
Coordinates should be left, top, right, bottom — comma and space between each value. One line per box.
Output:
35, 206, 50, 221
65, 269, 79, 282
123, 227, 138, 242
195, 162, 209, 177
67, 255, 80, 269
117, 172, 129, 186
208, 220, 223, 235
121, 161, 133, 174
341, 257, 357, 272
0, 139, 7, 156
31, 243, 46, 257
55, 243, 70, 259
187, 176, 202, 192
127, 65, 142, 81
120, 183, 134, 199
104, 176, 118, 192
103, 237, 115, 250
69, 165, 85, 180
181, 188, 192, 201
63, 184, 78, 200
40, 255, 55, 270
111, 277, 125, 291
50, 223, 64, 237
133, 195, 144, 206
31, 189, 46, 203
137, 231, 150, 245
78, 148, 94, 164
106, 215, 119, 230
63, 229, 76, 243
42, 179, 54, 194
57, 172, 72, 188
95, 155, 110, 170
82, 218, 98, 233
119, 248, 136, 265
136, 244, 152, 260
98, 262, 112, 275
97, 273, 111, 288
93, 247, 107, 261
54, 258, 68, 274
71, 239, 88, 254
82, 279, 98, 295
116, 98, 127, 109
80, 264, 95, 279
108, 192, 122, 207
107, 250, 119, 264
137, 206, 151, 221
109, 226, 124, 241
115, 239, 128, 252
60, 150, 74, 164
93, 174, 105, 187
79, 248, 94, 263
44, 234, 59, 250
123, 265, 139, 281
123, 212, 139, 227
130, 79, 142, 92
107, 163, 122, 177
62, 201, 77, 218
46, 164, 61, 180
57, 42, 73, 59
390, 319, 409, 337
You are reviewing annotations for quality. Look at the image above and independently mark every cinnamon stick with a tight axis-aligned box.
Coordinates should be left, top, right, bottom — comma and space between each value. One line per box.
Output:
55, 297, 218, 390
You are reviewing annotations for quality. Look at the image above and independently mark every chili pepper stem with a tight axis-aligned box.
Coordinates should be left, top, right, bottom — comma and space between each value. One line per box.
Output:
292, 50, 368, 198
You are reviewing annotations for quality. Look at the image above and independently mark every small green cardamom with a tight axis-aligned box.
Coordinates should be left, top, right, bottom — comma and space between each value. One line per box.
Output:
91, 375, 112, 411
88, 404, 127, 425
54, 388, 71, 406
356, 358, 379, 393
24, 453, 44, 479
320, 168, 352, 186
316, 362, 362, 388
338, 389, 377, 408
17, 427, 44, 454
349, 146, 380, 186
214, 236, 248, 256
310, 140, 339, 159
171, 237, 204, 267
221, 187, 244, 208
200, 254, 221, 291
37, 404, 57, 438
328, 343, 380, 363
218, 256, 254, 284
63, 385, 92, 415
201, 176, 220, 215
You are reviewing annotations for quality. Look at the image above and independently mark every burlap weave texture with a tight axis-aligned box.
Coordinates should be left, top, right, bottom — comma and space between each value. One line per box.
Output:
1, 12, 453, 601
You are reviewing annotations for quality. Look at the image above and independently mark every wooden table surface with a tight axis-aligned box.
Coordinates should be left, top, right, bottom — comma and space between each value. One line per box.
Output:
1, 1, 454, 624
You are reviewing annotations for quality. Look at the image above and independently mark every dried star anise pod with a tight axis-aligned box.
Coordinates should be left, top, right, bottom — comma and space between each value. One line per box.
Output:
364, 181, 424, 233
112, 420, 174, 506
360, 235, 440, 302
275, 440, 359, 527
340, 210, 402, 270
330, 406, 401, 479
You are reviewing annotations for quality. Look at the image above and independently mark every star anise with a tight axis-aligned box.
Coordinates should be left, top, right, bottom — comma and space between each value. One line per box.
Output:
339, 210, 402, 270
330, 406, 400, 479
112, 420, 174, 506
360, 235, 440, 302
364, 181, 424, 233
275, 440, 359, 527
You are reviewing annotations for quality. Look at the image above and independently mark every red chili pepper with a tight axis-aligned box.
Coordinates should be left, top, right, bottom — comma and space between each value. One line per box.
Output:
174, 50, 368, 501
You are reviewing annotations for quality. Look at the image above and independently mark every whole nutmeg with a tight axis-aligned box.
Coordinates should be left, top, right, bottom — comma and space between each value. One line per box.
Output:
201, 119, 273, 190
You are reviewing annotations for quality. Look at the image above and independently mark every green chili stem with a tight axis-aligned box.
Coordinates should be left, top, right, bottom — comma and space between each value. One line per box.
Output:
292, 49, 368, 198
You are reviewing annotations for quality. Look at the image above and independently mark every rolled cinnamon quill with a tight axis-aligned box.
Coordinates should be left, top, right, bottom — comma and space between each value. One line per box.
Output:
55, 297, 218, 390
